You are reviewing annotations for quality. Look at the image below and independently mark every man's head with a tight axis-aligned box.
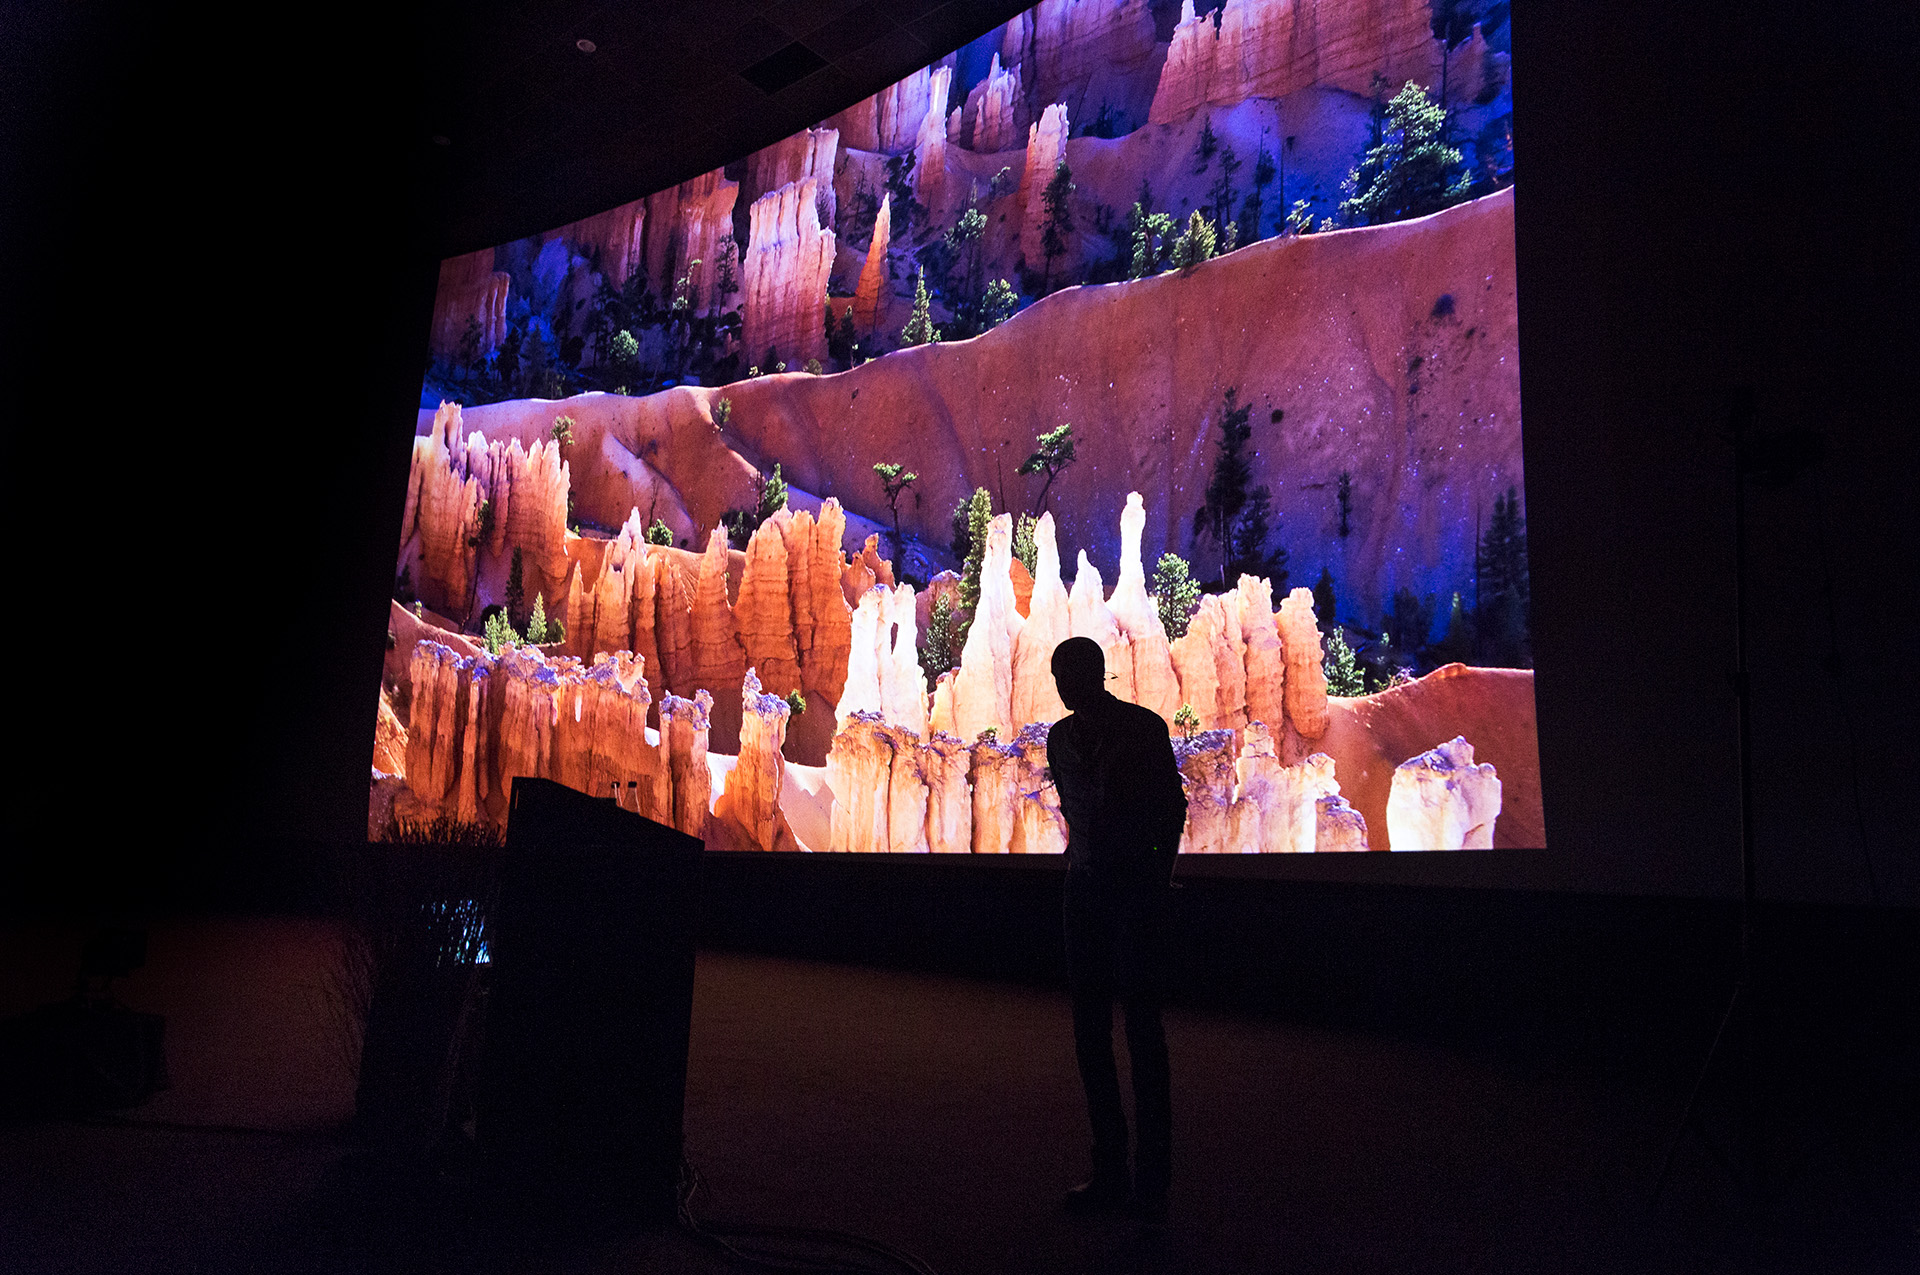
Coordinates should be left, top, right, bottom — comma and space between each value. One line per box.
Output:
1051, 637, 1107, 712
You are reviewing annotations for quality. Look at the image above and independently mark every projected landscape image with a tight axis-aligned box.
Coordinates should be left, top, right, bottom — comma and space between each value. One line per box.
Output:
374, 0, 1537, 853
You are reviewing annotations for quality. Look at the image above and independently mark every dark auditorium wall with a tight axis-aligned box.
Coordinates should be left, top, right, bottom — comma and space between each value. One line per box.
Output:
4, 0, 1912, 913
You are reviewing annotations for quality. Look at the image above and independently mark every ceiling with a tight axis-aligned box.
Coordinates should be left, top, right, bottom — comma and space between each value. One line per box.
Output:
415, 0, 1042, 257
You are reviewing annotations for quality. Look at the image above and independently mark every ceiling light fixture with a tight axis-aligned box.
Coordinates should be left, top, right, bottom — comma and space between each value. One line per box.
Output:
576, 38, 596, 53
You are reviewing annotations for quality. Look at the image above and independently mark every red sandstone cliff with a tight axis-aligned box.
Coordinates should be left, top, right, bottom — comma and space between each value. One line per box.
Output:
690, 188, 1521, 614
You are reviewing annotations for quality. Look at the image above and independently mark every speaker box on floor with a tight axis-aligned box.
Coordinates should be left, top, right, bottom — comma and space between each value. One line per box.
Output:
478, 777, 702, 1225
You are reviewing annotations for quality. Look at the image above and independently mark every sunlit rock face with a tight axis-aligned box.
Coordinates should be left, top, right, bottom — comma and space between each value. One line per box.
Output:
403, 403, 486, 617
499, 434, 573, 614
929, 671, 958, 739
640, 171, 739, 317
1149, 0, 1444, 126
1108, 494, 1182, 722
1315, 792, 1372, 853
952, 515, 1026, 742
781, 500, 855, 713
374, 690, 408, 779
737, 515, 800, 697
1020, 102, 1070, 262
400, 641, 665, 830
1244, 726, 1346, 853
1010, 513, 1070, 728
660, 689, 714, 840
742, 177, 836, 368
827, 61, 947, 154
826, 712, 892, 853
884, 725, 933, 853
1385, 736, 1502, 851
1168, 720, 1366, 854
690, 528, 747, 704
1009, 722, 1068, 855
399, 402, 572, 623
429, 249, 510, 360
1068, 551, 1133, 702
852, 193, 892, 339
967, 53, 1026, 151
1237, 576, 1287, 738
879, 584, 929, 739
841, 534, 897, 604
837, 587, 886, 728
715, 670, 798, 852
1276, 587, 1330, 744
923, 732, 973, 853
564, 511, 653, 675
968, 735, 1021, 854
912, 65, 953, 212
995, 0, 1160, 128
748, 127, 839, 238
1173, 730, 1238, 856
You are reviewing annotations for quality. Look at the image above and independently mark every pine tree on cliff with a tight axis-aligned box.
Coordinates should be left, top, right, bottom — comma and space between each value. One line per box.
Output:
756, 464, 789, 524
1432, 591, 1475, 665
1208, 143, 1243, 245
1039, 158, 1076, 293
1473, 486, 1530, 666
1127, 203, 1168, 278
958, 488, 993, 610
1193, 116, 1219, 173
1016, 423, 1077, 515
1339, 81, 1471, 227
1193, 388, 1255, 587
901, 269, 941, 346
920, 591, 958, 683
1168, 210, 1218, 269
943, 204, 989, 337
506, 547, 526, 627
1313, 567, 1338, 629
1243, 139, 1277, 241
1233, 484, 1289, 592
1151, 553, 1203, 640
1324, 626, 1365, 696
1011, 514, 1038, 576
526, 593, 549, 644
982, 278, 1018, 330
873, 463, 918, 556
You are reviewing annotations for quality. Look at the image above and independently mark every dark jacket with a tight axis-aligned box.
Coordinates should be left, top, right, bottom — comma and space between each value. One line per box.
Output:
1046, 691, 1188, 886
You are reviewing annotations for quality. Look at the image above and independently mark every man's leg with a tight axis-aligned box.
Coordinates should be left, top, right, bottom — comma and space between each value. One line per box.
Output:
1118, 888, 1172, 1206
1064, 874, 1128, 1187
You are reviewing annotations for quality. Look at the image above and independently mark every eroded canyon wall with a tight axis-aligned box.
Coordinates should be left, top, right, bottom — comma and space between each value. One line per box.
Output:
694, 189, 1522, 618
1149, 0, 1448, 126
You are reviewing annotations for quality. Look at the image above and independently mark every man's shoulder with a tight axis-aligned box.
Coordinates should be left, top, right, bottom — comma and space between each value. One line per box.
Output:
1115, 700, 1170, 737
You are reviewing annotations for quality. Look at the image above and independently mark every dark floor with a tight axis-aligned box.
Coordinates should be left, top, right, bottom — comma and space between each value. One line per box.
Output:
1, 918, 1913, 1274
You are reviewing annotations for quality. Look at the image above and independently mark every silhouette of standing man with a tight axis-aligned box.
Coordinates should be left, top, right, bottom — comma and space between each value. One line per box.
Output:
1046, 636, 1187, 1223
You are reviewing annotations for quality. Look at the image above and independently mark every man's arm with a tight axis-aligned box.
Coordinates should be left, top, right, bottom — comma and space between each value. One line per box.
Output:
1144, 712, 1187, 877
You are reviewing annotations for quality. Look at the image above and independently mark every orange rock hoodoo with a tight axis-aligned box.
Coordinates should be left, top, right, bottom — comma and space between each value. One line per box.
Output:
400, 401, 570, 622
400, 642, 714, 838
742, 177, 836, 368
966, 52, 1026, 152
429, 249, 510, 361
747, 127, 839, 240
393, 484, 1526, 854
827, 62, 948, 155
1149, 0, 1451, 126
1019, 102, 1071, 264
995, 0, 1161, 126
852, 193, 891, 339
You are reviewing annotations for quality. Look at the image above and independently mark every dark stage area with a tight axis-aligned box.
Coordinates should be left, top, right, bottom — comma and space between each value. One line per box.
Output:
3, 872, 1914, 1274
